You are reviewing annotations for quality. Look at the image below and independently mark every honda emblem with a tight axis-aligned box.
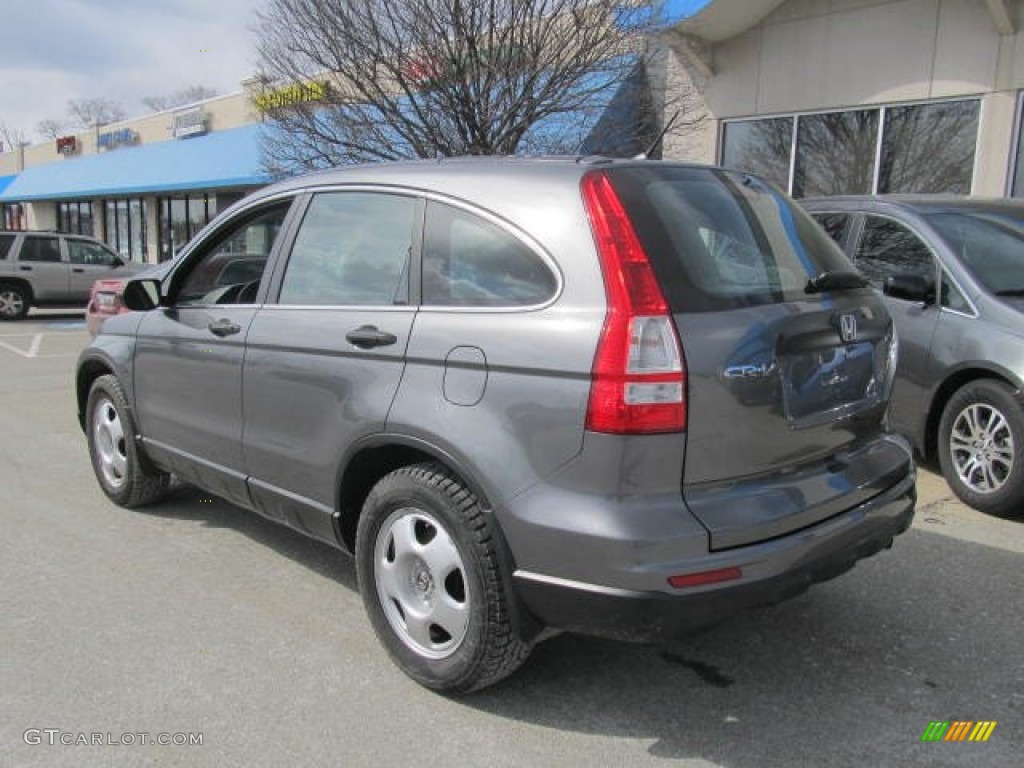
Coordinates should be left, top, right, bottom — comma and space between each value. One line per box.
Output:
839, 313, 858, 343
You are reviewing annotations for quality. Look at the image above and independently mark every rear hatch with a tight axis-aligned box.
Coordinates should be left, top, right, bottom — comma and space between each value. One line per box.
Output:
609, 166, 901, 550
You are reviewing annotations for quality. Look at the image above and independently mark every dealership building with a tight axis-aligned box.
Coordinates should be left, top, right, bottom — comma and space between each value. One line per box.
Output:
660, 0, 1024, 198
2, 0, 1023, 265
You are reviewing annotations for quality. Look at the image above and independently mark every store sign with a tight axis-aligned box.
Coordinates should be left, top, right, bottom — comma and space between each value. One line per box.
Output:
172, 107, 207, 139
254, 80, 331, 112
56, 136, 79, 155
97, 128, 139, 151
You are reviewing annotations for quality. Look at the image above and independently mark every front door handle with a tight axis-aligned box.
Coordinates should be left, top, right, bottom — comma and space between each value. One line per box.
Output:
208, 318, 241, 337
18, 265, 32, 271
72, 267, 85, 273
346, 325, 398, 349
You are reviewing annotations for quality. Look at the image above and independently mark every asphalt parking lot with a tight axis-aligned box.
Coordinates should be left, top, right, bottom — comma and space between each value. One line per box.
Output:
2, 313, 1021, 768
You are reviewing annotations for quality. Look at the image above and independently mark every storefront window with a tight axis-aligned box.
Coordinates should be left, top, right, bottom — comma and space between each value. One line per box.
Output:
793, 110, 878, 198
102, 198, 147, 261
56, 201, 94, 236
721, 117, 793, 191
879, 101, 979, 194
2, 203, 25, 230
158, 193, 216, 261
722, 99, 979, 198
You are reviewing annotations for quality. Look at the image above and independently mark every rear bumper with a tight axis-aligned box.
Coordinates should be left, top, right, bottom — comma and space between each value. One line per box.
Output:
512, 470, 915, 642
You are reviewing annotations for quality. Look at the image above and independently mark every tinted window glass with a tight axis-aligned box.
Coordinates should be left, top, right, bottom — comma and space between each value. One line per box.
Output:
0, 233, 14, 260
177, 204, 289, 306
68, 239, 118, 266
926, 209, 1024, 295
879, 101, 979, 195
940, 273, 971, 313
811, 213, 853, 250
793, 110, 878, 198
422, 202, 557, 307
854, 216, 934, 288
279, 193, 415, 306
720, 118, 793, 192
19, 237, 62, 263
609, 167, 853, 312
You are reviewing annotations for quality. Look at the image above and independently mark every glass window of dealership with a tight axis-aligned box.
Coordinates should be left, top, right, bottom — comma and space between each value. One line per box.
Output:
720, 97, 986, 197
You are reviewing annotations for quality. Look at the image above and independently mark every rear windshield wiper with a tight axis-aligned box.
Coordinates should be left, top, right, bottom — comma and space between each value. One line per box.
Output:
805, 271, 869, 294
994, 288, 1024, 297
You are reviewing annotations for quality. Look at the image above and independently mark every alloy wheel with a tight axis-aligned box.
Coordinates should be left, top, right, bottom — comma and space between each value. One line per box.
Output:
948, 402, 1014, 494
92, 396, 128, 490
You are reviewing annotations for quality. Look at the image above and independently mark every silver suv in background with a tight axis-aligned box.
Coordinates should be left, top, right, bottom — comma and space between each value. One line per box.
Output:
77, 159, 915, 692
0, 230, 145, 320
803, 196, 1024, 517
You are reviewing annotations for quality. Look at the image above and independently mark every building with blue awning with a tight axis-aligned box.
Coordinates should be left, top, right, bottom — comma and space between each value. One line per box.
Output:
0, 89, 271, 262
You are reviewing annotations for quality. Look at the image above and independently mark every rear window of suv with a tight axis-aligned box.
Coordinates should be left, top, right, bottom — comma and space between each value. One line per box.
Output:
0, 233, 14, 260
608, 167, 854, 312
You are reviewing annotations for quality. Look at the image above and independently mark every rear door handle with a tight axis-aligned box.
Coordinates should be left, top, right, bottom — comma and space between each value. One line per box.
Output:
208, 319, 241, 338
18, 265, 32, 271
72, 267, 85, 273
346, 325, 398, 349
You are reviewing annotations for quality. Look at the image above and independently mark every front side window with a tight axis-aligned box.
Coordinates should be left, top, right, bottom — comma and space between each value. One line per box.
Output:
19, 236, 62, 263
68, 239, 119, 266
279, 192, 416, 306
422, 202, 557, 307
854, 216, 934, 289
0, 233, 14, 259
927, 209, 1024, 296
175, 203, 290, 306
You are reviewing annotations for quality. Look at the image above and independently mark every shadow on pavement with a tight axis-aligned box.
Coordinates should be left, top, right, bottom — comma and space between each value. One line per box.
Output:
142, 486, 1022, 767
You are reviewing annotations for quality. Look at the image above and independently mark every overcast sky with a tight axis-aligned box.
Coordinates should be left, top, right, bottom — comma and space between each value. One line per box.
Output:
0, 0, 263, 143
0, 0, 711, 147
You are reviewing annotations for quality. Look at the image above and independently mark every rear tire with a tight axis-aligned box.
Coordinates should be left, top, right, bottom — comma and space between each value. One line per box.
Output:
0, 283, 29, 321
938, 379, 1024, 517
356, 462, 532, 693
86, 374, 170, 508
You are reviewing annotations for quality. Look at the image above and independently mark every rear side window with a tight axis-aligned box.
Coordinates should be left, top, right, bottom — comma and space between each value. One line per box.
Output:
422, 201, 557, 307
68, 239, 119, 266
279, 192, 416, 306
855, 216, 934, 288
0, 234, 14, 259
608, 167, 853, 312
19, 236, 62, 263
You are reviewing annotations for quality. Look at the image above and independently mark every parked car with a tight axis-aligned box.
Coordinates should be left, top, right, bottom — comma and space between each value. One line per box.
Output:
802, 195, 1024, 516
77, 159, 915, 692
0, 230, 146, 320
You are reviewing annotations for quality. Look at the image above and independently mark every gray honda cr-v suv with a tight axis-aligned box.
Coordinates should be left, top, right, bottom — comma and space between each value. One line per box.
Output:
77, 158, 915, 692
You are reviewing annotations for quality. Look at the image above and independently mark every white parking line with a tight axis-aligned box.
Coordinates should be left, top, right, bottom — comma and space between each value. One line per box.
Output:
0, 333, 79, 358
27, 334, 42, 357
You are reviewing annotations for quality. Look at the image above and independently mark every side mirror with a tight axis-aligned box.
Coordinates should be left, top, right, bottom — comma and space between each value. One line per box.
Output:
110, 257, 125, 268
123, 279, 161, 311
883, 273, 935, 304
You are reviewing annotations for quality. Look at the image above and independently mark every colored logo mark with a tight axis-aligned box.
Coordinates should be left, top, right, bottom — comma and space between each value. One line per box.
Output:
921, 721, 997, 742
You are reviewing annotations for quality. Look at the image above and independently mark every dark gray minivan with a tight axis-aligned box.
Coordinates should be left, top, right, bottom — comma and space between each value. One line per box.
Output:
77, 158, 915, 692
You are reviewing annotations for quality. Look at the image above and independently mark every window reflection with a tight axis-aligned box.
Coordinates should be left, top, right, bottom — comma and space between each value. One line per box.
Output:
879, 101, 978, 194
793, 110, 878, 198
721, 118, 793, 192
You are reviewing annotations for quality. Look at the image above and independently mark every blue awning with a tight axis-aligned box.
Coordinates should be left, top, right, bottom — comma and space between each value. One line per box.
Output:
0, 174, 15, 196
0, 124, 270, 202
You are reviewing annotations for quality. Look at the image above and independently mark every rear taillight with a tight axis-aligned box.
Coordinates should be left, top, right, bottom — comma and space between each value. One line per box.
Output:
581, 171, 686, 434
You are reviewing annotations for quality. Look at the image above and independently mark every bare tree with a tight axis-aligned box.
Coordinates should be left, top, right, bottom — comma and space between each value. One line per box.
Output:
0, 121, 28, 153
67, 98, 127, 128
36, 118, 67, 141
141, 85, 221, 112
255, 0, 701, 174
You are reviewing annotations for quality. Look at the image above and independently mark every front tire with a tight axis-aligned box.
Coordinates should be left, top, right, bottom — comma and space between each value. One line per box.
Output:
356, 463, 532, 693
938, 379, 1024, 517
0, 283, 29, 321
86, 374, 170, 508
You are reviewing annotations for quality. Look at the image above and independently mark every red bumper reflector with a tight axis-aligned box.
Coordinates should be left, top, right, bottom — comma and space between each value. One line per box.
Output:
668, 567, 743, 589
